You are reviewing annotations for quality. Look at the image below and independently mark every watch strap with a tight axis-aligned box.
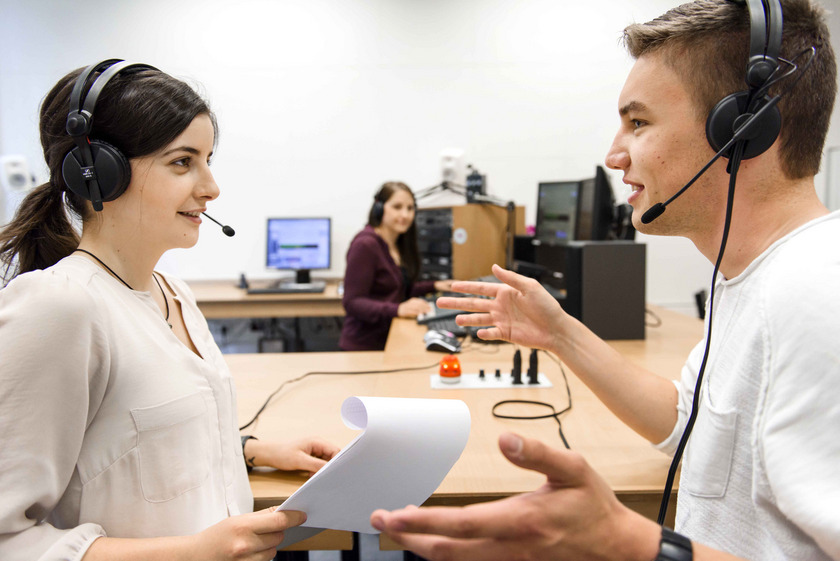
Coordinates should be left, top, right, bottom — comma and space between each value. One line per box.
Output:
655, 527, 693, 561
241, 435, 258, 471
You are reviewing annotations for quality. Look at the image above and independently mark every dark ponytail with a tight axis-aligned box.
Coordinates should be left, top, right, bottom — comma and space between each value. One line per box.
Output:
0, 183, 79, 282
0, 63, 215, 284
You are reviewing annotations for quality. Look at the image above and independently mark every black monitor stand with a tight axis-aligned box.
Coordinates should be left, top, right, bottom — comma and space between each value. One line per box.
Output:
247, 269, 326, 294
269, 269, 326, 293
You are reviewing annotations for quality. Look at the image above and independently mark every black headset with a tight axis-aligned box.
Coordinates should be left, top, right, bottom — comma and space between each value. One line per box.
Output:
706, 0, 783, 160
62, 59, 158, 211
370, 189, 386, 226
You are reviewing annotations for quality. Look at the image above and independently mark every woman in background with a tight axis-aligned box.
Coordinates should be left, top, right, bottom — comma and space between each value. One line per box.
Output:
0, 60, 338, 561
340, 182, 453, 351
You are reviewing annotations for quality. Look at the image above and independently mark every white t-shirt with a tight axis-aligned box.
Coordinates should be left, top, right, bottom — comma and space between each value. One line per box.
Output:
0, 255, 253, 561
655, 211, 840, 560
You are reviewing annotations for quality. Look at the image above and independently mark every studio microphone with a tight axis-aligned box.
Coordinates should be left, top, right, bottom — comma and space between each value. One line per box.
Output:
202, 212, 235, 237
640, 94, 782, 224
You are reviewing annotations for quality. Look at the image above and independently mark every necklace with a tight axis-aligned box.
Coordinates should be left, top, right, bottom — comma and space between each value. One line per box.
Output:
73, 249, 172, 328
151, 274, 173, 329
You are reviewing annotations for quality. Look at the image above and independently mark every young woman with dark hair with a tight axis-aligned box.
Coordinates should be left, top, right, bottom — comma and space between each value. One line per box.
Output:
0, 61, 338, 561
339, 182, 453, 351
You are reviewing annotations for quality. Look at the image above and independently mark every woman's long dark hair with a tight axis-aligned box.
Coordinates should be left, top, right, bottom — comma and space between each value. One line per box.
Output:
368, 181, 421, 281
0, 64, 215, 283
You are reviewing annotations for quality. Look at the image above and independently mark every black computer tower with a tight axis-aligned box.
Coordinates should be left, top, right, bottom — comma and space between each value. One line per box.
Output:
529, 240, 646, 340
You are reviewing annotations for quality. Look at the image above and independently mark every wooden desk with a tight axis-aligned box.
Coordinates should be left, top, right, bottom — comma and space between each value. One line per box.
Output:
188, 279, 344, 319
226, 307, 703, 549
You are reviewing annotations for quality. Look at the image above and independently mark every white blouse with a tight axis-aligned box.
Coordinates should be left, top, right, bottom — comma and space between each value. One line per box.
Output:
0, 255, 253, 561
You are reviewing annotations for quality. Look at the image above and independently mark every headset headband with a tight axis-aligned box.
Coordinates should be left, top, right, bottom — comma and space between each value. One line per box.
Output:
743, 0, 783, 88
66, 59, 158, 139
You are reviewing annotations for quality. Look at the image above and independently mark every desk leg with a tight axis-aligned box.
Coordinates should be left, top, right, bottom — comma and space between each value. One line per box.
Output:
274, 552, 308, 561
293, 317, 303, 351
340, 532, 360, 561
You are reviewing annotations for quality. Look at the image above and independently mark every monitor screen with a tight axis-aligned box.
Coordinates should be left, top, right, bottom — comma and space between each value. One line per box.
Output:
535, 181, 581, 242
266, 217, 331, 271
577, 166, 616, 241
535, 167, 623, 243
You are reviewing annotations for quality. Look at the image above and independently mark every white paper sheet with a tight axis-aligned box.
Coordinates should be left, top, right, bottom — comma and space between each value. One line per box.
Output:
276, 396, 471, 547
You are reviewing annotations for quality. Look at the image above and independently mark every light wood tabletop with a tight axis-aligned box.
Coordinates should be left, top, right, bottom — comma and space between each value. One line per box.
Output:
226, 306, 704, 550
188, 278, 345, 319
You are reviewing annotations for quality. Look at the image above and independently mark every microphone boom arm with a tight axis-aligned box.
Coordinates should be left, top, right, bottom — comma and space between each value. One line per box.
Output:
202, 212, 236, 237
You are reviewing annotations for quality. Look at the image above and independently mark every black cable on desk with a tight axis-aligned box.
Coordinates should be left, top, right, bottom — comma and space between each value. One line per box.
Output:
239, 361, 440, 431
458, 337, 508, 354
491, 351, 573, 449
646, 307, 663, 328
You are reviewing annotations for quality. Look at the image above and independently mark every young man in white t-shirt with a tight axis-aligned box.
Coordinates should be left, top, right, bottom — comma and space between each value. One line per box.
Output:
371, 1, 840, 559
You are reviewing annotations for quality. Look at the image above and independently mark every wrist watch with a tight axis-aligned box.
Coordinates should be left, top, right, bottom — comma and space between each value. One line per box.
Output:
655, 527, 692, 561
241, 435, 258, 471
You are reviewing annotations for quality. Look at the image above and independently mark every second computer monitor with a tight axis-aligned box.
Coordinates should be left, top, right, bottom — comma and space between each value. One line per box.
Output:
535, 166, 617, 242
577, 165, 615, 241
266, 217, 331, 284
535, 180, 581, 242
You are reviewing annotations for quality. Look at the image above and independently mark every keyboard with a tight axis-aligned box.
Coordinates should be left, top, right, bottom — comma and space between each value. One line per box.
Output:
417, 302, 465, 325
417, 276, 500, 324
426, 317, 467, 337
247, 280, 327, 294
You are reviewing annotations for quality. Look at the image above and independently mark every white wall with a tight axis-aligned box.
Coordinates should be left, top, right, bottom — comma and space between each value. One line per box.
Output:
822, 0, 840, 210
2, 0, 838, 313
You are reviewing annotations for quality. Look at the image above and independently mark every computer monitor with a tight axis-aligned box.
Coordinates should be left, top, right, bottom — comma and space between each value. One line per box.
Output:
535, 181, 581, 242
576, 165, 616, 241
266, 217, 331, 284
535, 166, 624, 242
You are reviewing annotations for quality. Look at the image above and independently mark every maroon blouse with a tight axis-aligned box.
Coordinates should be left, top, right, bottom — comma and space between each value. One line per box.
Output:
339, 226, 435, 351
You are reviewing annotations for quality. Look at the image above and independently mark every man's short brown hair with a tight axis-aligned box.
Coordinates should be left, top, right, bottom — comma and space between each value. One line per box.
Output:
623, 0, 836, 179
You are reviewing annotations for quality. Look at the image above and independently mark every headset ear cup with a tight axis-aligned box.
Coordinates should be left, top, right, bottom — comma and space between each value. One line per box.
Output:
62, 147, 91, 201
89, 140, 131, 202
61, 140, 131, 203
706, 91, 782, 160
371, 200, 385, 225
